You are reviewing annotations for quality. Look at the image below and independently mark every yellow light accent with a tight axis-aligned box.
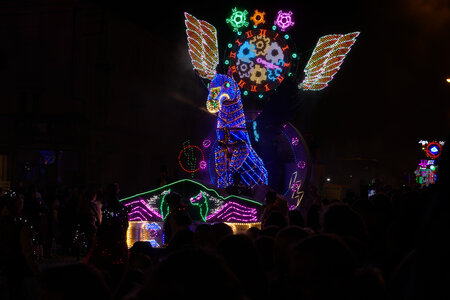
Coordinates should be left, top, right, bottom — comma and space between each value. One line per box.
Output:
224, 222, 261, 234
127, 221, 261, 248
206, 99, 221, 113
250, 65, 267, 84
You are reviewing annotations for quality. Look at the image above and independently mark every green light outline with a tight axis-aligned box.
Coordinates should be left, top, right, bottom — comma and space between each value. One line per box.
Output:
159, 189, 171, 220
119, 179, 262, 206
190, 191, 210, 222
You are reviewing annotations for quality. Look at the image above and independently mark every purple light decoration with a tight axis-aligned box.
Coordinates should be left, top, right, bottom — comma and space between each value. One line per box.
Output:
128, 210, 147, 221
419, 160, 428, 168
291, 137, 299, 146
124, 199, 162, 221
274, 10, 295, 32
206, 201, 258, 222
189, 192, 203, 203
203, 139, 212, 148
200, 160, 207, 170
297, 161, 306, 169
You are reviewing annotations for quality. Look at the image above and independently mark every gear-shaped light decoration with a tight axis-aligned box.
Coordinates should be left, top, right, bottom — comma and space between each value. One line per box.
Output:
250, 35, 271, 56
236, 59, 254, 78
227, 28, 295, 94
226, 8, 249, 32
250, 64, 267, 84
237, 41, 256, 63
250, 9, 266, 27
274, 10, 295, 32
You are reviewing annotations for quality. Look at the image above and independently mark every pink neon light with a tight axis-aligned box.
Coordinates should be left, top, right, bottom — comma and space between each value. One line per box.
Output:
297, 161, 306, 169
203, 139, 212, 148
128, 211, 147, 221
274, 10, 294, 31
190, 193, 203, 204
206, 201, 258, 222
130, 206, 156, 219
124, 199, 162, 220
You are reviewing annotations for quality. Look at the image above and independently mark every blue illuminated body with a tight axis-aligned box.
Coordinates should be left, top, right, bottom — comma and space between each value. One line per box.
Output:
207, 74, 268, 188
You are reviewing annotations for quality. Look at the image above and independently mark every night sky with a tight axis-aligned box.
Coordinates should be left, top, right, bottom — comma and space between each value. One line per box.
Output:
3, 0, 448, 191
93, 0, 449, 185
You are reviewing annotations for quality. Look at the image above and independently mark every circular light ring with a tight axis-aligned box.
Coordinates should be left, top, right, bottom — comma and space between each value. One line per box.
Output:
227, 28, 295, 94
202, 139, 211, 148
178, 145, 205, 173
426, 142, 442, 158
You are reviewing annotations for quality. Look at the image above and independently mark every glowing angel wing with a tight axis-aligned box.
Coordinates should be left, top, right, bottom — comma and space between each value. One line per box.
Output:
299, 32, 359, 91
184, 12, 219, 81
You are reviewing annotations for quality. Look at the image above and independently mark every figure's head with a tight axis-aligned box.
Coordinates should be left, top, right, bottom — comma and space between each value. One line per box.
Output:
206, 74, 240, 113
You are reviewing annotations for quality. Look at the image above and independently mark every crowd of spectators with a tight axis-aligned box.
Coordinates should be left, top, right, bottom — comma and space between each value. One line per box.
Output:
0, 143, 448, 299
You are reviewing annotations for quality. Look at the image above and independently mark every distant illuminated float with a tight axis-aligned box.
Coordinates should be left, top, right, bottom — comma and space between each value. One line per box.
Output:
416, 140, 445, 186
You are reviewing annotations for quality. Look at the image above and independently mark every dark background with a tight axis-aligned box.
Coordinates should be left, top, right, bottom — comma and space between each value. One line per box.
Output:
0, 0, 449, 196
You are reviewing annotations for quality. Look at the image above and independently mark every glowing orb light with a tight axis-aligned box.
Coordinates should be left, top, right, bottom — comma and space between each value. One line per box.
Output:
203, 139, 212, 148
297, 161, 306, 169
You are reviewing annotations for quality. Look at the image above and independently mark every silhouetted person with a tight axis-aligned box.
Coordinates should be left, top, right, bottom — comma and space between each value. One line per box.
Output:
193, 223, 215, 249
211, 222, 233, 245
255, 235, 275, 273
306, 203, 321, 232
134, 247, 245, 300
0, 191, 40, 299
156, 164, 173, 187
263, 210, 288, 229
217, 234, 268, 300
288, 233, 357, 300
166, 208, 193, 253
261, 190, 288, 228
39, 263, 111, 300
320, 202, 368, 242
288, 209, 305, 227
353, 265, 388, 300
87, 183, 129, 292
269, 225, 314, 299
246, 226, 261, 240
162, 191, 186, 246
115, 241, 154, 299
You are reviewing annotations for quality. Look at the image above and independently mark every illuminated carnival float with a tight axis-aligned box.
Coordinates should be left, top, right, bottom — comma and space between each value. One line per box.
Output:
122, 8, 359, 247
415, 140, 445, 186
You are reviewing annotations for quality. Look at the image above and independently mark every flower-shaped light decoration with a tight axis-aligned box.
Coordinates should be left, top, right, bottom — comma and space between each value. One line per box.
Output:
274, 10, 295, 31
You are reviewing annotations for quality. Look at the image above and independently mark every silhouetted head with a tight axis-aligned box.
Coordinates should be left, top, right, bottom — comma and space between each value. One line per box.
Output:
289, 233, 357, 299
136, 247, 243, 300
320, 202, 368, 241
40, 263, 111, 300
0, 190, 19, 216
